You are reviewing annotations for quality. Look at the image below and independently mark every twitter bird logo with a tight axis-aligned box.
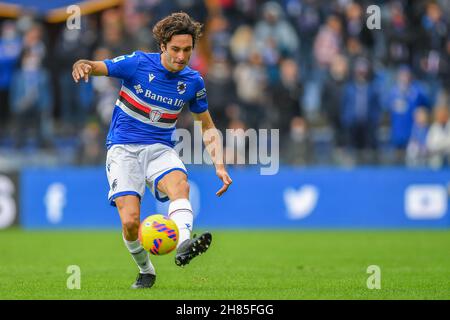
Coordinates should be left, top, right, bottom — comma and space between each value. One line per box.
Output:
284, 185, 319, 220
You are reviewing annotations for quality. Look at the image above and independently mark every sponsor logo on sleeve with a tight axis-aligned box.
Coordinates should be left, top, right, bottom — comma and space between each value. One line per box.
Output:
196, 88, 206, 100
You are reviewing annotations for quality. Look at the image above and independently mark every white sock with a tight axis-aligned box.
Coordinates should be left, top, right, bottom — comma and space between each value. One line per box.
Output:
168, 198, 193, 248
123, 234, 155, 275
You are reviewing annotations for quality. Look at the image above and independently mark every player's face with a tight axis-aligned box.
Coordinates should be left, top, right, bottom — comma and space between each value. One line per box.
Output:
161, 34, 193, 72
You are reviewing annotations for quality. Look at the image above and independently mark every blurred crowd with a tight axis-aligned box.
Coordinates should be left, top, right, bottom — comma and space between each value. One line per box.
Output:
0, 0, 449, 169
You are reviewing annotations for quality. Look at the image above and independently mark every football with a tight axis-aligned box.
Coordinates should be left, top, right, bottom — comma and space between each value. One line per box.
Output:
138, 214, 179, 255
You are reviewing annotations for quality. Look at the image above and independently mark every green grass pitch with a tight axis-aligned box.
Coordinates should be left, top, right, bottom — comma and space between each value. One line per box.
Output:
0, 229, 449, 299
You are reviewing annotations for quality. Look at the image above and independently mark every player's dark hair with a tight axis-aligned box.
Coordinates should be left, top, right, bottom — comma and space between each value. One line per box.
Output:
152, 12, 203, 50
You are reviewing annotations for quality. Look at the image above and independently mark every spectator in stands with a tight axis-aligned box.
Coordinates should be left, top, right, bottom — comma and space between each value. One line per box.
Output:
9, 48, 53, 148
207, 13, 232, 61
0, 20, 22, 137
305, 14, 343, 120
282, 116, 312, 165
420, 2, 447, 57
78, 120, 104, 165
233, 51, 268, 129
269, 58, 303, 140
54, 22, 94, 132
341, 57, 380, 163
170, 0, 209, 24
406, 107, 429, 167
21, 22, 46, 67
253, 1, 299, 64
385, 2, 411, 68
284, 0, 321, 79
344, 2, 373, 48
345, 37, 369, 69
417, 2, 448, 107
426, 105, 450, 168
313, 15, 343, 71
90, 47, 119, 132
224, 119, 249, 167
98, 9, 129, 57
229, 24, 254, 63
443, 37, 450, 91
205, 58, 237, 131
322, 55, 349, 149
386, 65, 430, 163
122, 10, 156, 52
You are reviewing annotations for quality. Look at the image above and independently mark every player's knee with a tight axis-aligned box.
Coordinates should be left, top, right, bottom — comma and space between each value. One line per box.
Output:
115, 200, 140, 235
170, 179, 189, 199
179, 179, 190, 194
122, 215, 140, 235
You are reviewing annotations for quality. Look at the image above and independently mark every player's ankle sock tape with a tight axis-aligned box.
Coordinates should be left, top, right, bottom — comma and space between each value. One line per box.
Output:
168, 199, 193, 246
123, 234, 155, 274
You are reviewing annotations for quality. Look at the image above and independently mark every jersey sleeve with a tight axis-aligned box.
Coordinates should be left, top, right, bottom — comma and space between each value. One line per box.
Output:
189, 75, 209, 114
103, 52, 140, 80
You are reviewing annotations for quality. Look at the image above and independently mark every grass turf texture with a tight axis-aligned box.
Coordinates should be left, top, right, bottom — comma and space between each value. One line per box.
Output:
0, 229, 449, 300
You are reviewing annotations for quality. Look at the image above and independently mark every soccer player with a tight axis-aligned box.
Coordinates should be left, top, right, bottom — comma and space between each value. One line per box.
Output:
72, 12, 232, 289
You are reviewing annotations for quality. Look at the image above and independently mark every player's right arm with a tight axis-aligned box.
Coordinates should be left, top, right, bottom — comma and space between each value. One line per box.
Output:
72, 60, 108, 83
73, 52, 140, 83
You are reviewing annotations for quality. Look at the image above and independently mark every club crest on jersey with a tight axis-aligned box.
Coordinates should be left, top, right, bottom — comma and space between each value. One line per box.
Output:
177, 81, 186, 94
149, 110, 162, 122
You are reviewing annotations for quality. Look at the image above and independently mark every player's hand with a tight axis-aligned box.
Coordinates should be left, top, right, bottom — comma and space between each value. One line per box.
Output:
216, 168, 232, 197
72, 61, 92, 83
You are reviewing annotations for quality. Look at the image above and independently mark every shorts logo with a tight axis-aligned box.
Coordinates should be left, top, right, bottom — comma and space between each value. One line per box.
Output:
177, 81, 186, 94
112, 179, 118, 191
149, 110, 162, 122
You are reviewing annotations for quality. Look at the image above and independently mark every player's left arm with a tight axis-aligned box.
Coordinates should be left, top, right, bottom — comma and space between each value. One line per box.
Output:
192, 110, 232, 196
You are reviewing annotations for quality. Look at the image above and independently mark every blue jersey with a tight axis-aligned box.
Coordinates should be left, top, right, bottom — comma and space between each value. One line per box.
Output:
103, 51, 208, 148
